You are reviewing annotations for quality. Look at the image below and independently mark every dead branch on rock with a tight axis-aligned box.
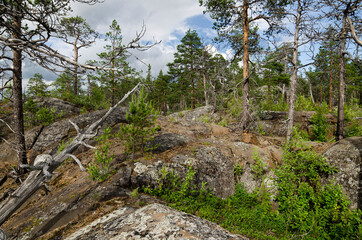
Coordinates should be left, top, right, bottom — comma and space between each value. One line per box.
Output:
0, 82, 140, 227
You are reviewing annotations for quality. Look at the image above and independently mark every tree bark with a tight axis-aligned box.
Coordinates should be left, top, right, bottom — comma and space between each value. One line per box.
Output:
12, 2, 28, 171
329, 54, 333, 112
202, 50, 208, 106
240, 0, 249, 132
73, 36, 79, 96
336, 13, 347, 141
286, 0, 301, 141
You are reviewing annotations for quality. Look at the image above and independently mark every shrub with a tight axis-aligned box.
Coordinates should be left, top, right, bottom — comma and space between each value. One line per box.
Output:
119, 87, 158, 159
310, 106, 329, 142
295, 95, 315, 111
36, 107, 56, 125
140, 127, 362, 240
88, 127, 114, 182
274, 128, 361, 239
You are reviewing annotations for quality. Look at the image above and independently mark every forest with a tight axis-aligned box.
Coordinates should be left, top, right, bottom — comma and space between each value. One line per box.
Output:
0, 0, 361, 239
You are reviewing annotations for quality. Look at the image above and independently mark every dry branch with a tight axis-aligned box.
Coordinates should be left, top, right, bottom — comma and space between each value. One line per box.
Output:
0, 82, 140, 227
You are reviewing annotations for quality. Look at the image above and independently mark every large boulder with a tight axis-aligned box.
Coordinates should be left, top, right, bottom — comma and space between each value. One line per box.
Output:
252, 111, 337, 137
168, 105, 220, 126
147, 133, 190, 153
30, 107, 127, 154
33, 97, 80, 118
65, 203, 248, 240
129, 146, 235, 199
323, 137, 362, 210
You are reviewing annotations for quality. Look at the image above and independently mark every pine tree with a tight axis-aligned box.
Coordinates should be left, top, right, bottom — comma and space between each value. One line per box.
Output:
168, 29, 203, 110
119, 87, 158, 159
27, 73, 48, 97
58, 16, 98, 96
96, 20, 136, 106
199, 0, 287, 131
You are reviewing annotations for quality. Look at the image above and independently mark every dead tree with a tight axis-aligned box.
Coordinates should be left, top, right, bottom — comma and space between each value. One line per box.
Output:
0, 83, 140, 227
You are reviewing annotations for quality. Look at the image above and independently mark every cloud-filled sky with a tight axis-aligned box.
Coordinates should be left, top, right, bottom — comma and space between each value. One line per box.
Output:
23, 0, 219, 84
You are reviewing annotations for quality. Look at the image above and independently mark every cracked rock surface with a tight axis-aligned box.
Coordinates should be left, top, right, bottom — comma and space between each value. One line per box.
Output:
66, 203, 248, 240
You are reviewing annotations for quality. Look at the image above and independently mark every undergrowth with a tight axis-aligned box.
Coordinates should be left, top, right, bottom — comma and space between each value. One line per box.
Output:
141, 129, 362, 239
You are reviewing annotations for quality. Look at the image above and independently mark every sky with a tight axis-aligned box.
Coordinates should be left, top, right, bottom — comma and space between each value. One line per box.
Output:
23, 0, 219, 85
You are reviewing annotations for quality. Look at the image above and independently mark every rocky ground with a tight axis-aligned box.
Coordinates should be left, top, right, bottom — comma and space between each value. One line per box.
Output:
0, 99, 360, 239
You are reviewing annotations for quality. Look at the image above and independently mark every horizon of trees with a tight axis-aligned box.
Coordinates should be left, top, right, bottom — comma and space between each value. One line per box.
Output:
0, 0, 361, 168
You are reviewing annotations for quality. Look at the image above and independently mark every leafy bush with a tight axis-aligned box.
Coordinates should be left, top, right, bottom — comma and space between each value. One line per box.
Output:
310, 107, 329, 142
345, 121, 362, 137
260, 96, 289, 111
251, 148, 266, 180
119, 87, 158, 159
36, 107, 56, 125
88, 127, 114, 182
295, 95, 315, 111
274, 128, 361, 239
140, 127, 362, 240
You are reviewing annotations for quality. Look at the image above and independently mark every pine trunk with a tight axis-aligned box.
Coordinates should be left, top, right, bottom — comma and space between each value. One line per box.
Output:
73, 37, 79, 96
240, 0, 249, 132
12, 3, 28, 171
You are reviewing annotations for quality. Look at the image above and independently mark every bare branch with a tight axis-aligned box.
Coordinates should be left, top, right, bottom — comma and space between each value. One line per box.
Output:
346, 15, 362, 46
65, 154, 85, 171
0, 84, 141, 226
0, 119, 15, 134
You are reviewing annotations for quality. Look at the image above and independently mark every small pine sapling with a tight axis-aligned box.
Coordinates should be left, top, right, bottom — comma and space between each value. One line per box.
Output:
119, 87, 158, 159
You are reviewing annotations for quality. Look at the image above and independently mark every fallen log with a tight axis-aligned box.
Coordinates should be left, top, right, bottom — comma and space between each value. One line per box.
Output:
0, 83, 140, 227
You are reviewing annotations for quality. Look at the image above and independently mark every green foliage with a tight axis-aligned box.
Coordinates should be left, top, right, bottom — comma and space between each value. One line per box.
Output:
36, 107, 56, 125
88, 127, 114, 182
343, 99, 362, 137
251, 148, 266, 180
310, 107, 329, 142
140, 127, 361, 240
260, 96, 289, 111
295, 95, 315, 111
226, 97, 243, 118
233, 163, 243, 182
274, 128, 361, 239
27, 73, 49, 97
345, 121, 362, 137
119, 87, 158, 159
218, 117, 227, 127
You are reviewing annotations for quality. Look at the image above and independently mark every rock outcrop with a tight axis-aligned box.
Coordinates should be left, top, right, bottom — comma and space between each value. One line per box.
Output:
65, 203, 248, 240
252, 111, 337, 137
129, 146, 235, 199
33, 97, 80, 118
323, 137, 362, 210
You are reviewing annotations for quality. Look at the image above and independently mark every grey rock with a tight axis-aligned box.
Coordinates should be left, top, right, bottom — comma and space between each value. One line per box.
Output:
147, 133, 190, 153
131, 161, 163, 188
252, 111, 337, 137
168, 105, 219, 124
194, 146, 235, 199
129, 147, 235, 199
117, 165, 132, 188
65, 203, 248, 240
31, 107, 127, 154
33, 97, 80, 118
323, 137, 362, 210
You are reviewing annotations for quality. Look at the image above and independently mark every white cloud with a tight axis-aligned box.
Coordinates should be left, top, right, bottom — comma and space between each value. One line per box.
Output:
57, 0, 207, 76
19, 0, 208, 81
